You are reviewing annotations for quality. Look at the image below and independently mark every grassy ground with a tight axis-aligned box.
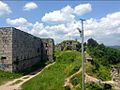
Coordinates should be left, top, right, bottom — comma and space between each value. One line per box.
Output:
0, 70, 22, 85
22, 50, 82, 90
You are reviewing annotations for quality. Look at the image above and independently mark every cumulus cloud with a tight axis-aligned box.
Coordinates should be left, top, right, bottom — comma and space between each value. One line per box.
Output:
40, 11, 120, 45
6, 17, 33, 32
84, 11, 120, 45
41, 3, 92, 22
23, 2, 38, 11
42, 10, 66, 22
30, 22, 48, 37
0, 1, 12, 16
6, 17, 32, 26
74, 3, 92, 15
5, 8, 120, 45
42, 5, 75, 22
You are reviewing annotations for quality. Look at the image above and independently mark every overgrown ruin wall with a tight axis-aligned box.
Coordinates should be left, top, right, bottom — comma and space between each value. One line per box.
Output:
0, 27, 54, 72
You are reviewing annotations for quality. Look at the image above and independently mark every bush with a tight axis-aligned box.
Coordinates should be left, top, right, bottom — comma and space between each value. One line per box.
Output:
71, 76, 79, 86
64, 86, 71, 90
86, 82, 102, 90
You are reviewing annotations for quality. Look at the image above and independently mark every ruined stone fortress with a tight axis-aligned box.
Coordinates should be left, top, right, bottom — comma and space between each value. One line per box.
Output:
0, 27, 54, 72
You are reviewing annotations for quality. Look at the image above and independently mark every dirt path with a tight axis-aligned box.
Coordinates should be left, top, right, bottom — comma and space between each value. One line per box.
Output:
64, 68, 82, 90
0, 62, 55, 90
85, 74, 120, 90
85, 73, 100, 83
64, 67, 120, 90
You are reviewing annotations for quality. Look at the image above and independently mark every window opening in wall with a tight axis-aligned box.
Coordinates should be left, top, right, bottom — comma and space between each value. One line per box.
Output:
45, 50, 47, 55
46, 43, 48, 47
1, 56, 6, 64
41, 43, 44, 48
1, 56, 6, 60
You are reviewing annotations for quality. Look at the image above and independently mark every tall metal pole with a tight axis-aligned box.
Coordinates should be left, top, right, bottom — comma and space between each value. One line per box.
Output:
76, 19, 85, 90
80, 19, 85, 90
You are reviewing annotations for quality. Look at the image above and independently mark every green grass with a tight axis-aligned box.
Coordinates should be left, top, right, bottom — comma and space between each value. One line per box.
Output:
0, 70, 22, 85
71, 72, 82, 86
21, 50, 113, 90
22, 50, 82, 90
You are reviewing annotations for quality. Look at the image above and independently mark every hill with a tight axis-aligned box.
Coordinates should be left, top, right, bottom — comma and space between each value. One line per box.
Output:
22, 51, 82, 90
108, 45, 120, 49
0, 39, 120, 90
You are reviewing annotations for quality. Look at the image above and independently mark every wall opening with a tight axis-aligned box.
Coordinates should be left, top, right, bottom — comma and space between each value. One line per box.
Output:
1, 56, 6, 60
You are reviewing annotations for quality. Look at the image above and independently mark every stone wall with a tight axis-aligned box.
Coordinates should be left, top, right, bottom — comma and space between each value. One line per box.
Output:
41, 39, 54, 60
111, 66, 120, 82
0, 27, 54, 72
56, 40, 81, 51
12, 28, 42, 71
0, 27, 13, 72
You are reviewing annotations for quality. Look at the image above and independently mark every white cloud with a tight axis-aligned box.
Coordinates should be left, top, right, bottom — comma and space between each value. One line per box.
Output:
42, 10, 65, 22
41, 11, 120, 45
41, 5, 75, 22
6, 17, 32, 26
6, 17, 33, 32
23, 2, 38, 11
41, 3, 92, 23
0, 1, 12, 16
5, 8, 120, 45
84, 11, 120, 45
74, 3, 92, 15
61, 5, 73, 14
42, 11, 75, 22
30, 22, 46, 37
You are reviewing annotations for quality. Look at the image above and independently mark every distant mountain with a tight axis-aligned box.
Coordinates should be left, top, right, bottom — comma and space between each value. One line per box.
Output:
108, 45, 120, 49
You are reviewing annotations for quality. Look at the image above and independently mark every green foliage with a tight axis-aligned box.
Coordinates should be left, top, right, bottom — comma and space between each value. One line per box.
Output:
86, 38, 120, 81
86, 82, 114, 90
71, 73, 82, 86
64, 86, 71, 90
22, 50, 82, 90
87, 39, 120, 65
96, 65, 111, 81
87, 38, 98, 48
86, 82, 102, 90
45, 60, 54, 65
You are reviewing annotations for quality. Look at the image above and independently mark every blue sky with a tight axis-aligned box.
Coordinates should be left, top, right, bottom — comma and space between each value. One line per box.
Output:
0, 1, 120, 45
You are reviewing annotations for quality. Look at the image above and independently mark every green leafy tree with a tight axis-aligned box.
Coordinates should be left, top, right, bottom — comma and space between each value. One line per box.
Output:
87, 38, 98, 48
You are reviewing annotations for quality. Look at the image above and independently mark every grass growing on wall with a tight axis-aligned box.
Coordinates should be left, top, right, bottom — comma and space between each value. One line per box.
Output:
22, 50, 82, 90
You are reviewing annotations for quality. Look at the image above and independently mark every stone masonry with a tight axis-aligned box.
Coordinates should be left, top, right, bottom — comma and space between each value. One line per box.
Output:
0, 27, 54, 72
56, 40, 81, 51
111, 66, 120, 83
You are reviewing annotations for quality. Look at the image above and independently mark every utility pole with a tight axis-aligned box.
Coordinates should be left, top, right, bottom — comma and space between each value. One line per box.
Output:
77, 18, 85, 90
